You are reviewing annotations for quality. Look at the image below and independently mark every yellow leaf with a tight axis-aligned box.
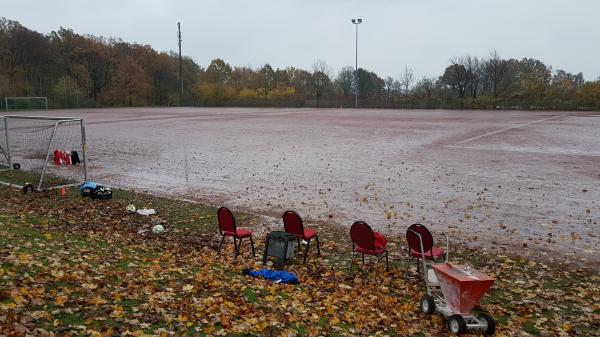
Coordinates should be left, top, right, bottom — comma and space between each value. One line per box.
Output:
110, 308, 124, 318
18, 254, 32, 264
203, 325, 216, 334
51, 270, 65, 280
182, 284, 194, 292
45, 233, 52, 240
12, 295, 25, 305
55, 295, 67, 306
220, 314, 231, 327
18, 287, 30, 296
82, 283, 98, 290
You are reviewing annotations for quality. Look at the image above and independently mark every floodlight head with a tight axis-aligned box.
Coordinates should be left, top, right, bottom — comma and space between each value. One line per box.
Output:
358, 18, 362, 23
351, 19, 356, 23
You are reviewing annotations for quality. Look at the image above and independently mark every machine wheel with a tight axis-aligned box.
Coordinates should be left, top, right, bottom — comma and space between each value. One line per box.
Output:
478, 312, 496, 336
22, 183, 35, 194
420, 295, 435, 315
448, 314, 466, 335
12, 163, 21, 170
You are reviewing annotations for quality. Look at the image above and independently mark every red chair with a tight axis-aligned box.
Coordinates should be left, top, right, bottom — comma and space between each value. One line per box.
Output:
349, 221, 389, 271
283, 210, 320, 264
406, 223, 448, 275
217, 207, 255, 259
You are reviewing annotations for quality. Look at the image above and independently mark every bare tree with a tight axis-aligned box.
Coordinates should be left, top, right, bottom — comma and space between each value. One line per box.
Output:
415, 76, 436, 98
399, 66, 414, 95
311, 60, 332, 107
465, 55, 481, 98
385, 76, 396, 101
448, 55, 482, 98
483, 50, 507, 97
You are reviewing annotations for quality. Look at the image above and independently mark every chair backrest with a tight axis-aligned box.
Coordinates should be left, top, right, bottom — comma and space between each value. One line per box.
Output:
217, 207, 236, 233
350, 221, 376, 250
406, 223, 434, 254
283, 210, 304, 237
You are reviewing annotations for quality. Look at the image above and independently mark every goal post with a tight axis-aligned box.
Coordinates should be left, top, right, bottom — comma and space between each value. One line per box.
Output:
4, 97, 49, 111
0, 115, 88, 190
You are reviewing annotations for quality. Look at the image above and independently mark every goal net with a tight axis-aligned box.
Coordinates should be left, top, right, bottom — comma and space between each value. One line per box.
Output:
0, 115, 88, 190
4, 97, 49, 111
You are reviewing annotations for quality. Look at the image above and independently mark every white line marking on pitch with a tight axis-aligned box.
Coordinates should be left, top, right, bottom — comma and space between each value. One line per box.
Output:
445, 145, 600, 158
449, 115, 562, 147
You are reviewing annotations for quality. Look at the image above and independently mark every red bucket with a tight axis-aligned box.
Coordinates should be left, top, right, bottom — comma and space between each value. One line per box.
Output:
432, 262, 495, 315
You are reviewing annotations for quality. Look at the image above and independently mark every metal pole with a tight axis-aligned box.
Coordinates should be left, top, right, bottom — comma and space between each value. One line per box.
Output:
178, 22, 183, 97
38, 121, 60, 190
351, 19, 362, 109
355, 23, 358, 109
81, 120, 88, 182
4, 117, 11, 168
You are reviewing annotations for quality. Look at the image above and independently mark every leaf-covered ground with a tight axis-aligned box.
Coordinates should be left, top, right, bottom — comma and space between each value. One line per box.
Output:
0, 186, 598, 336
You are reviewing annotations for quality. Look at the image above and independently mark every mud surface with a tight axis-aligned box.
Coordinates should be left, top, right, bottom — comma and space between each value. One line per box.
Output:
8, 107, 599, 268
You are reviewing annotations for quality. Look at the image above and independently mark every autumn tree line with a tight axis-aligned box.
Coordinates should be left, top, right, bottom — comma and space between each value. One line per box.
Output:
2, 18, 599, 110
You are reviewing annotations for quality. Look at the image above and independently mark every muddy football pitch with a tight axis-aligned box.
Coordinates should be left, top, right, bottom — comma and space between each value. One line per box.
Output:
15, 107, 600, 268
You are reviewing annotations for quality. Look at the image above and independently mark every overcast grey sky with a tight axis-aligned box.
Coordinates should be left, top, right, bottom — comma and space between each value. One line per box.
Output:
4, 0, 599, 80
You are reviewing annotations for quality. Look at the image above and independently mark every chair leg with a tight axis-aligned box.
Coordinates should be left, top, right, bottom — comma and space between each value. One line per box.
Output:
217, 235, 226, 255
233, 237, 238, 260
236, 238, 243, 258
263, 236, 269, 264
249, 236, 255, 257
406, 256, 415, 278
303, 239, 311, 264
362, 254, 365, 265
315, 236, 321, 255
385, 250, 389, 271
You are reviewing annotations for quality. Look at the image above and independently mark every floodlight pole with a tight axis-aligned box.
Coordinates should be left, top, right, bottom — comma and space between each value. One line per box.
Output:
351, 18, 362, 109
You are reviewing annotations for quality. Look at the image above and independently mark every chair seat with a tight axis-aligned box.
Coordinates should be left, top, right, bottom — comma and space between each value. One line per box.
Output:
410, 247, 445, 260
303, 228, 318, 240
354, 231, 387, 255
355, 245, 387, 256
223, 228, 253, 238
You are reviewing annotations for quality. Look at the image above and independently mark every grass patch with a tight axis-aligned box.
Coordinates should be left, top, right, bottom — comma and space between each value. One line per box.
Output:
0, 184, 598, 337
243, 288, 259, 304
523, 320, 541, 335
0, 169, 74, 188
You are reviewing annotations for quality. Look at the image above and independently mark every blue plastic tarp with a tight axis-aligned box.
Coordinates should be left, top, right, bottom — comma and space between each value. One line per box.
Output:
244, 268, 299, 284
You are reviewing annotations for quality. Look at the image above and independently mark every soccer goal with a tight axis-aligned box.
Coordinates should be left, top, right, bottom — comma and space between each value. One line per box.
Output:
0, 115, 88, 190
4, 97, 48, 111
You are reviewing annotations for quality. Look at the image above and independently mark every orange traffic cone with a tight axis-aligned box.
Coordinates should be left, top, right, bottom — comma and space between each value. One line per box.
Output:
60, 187, 67, 197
